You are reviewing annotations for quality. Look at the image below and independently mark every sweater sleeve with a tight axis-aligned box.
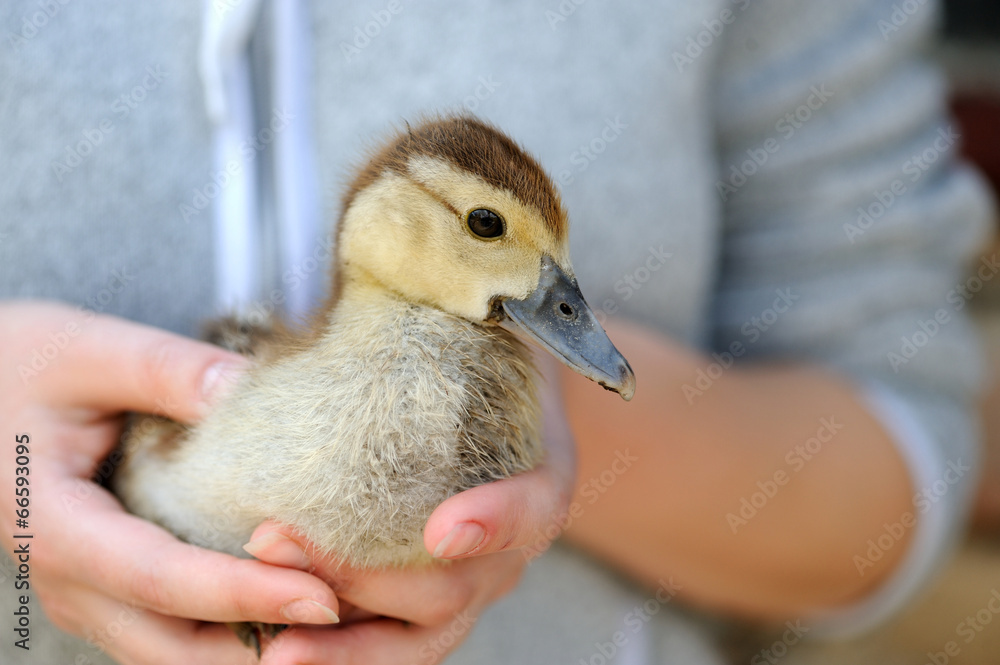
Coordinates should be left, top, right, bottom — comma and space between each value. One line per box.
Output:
710, 0, 995, 636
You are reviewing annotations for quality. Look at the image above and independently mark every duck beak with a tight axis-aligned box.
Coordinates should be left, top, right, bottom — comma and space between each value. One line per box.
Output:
497, 256, 635, 401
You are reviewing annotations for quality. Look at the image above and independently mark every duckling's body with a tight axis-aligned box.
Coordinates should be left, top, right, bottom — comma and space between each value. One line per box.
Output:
118, 285, 539, 567
113, 115, 634, 652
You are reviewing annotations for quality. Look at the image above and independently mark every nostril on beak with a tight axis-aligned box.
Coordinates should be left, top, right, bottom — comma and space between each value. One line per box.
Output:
556, 302, 576, 320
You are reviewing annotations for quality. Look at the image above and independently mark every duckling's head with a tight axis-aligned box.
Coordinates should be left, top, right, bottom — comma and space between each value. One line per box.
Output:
337, 115, 635, 400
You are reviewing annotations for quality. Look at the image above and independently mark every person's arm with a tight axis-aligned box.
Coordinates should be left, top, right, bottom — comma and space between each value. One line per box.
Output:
566, 0, 994, 627
561, 320, 912, 618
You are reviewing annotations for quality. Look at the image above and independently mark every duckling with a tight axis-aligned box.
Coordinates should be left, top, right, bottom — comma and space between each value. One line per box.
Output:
112, 114, 634, 650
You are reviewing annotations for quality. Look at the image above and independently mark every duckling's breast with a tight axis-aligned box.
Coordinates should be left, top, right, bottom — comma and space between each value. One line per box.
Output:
169, 296, 543, 567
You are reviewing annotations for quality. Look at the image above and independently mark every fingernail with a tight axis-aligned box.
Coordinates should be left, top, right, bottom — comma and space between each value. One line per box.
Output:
201, 361, 246, 405
280, 599, 340, 624
432, 522, 486, 559
242, 532, 311, 569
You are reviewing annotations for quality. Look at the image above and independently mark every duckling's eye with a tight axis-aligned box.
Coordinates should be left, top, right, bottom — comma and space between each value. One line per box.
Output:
467, 209, 505, 239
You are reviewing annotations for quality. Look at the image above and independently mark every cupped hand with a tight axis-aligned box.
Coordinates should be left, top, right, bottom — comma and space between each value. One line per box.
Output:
0, 301, 341, 665
241, 353, 578, 665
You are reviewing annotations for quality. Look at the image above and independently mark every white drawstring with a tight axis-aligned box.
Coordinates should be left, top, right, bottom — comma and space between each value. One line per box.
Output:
199, 0, 264, 314
199, 0, 320, 319
271, 0, 322, 319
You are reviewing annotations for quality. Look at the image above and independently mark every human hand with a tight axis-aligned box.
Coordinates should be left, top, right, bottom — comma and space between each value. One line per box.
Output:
0, 301, 342, 665
240, 353, 577, 665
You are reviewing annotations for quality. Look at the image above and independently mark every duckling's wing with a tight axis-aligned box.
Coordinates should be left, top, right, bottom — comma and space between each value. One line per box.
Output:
202, 312, 280, 357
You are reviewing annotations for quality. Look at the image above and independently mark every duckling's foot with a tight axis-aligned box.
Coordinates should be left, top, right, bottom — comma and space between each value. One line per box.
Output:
226, 621, 288, 658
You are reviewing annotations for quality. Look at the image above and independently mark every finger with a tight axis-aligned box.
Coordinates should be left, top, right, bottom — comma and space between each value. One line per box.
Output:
53, 488, 340, 626
262, 618, 468, 665
242, 521, 314, 570
23, 305, 247, 423
325, 555, 520, 627
247, 521, 522, 627
52, 585, 260, 665
423, 462, 570, 560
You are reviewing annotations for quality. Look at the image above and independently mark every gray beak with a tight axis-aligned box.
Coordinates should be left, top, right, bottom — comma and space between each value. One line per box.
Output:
497, 256, 635, 401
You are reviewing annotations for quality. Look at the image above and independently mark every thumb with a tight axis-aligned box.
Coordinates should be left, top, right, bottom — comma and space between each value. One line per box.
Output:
423, 464, 572, 560
23, 303, 248, 422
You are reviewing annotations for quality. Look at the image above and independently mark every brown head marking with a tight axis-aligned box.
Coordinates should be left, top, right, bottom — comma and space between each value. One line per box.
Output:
341, 114, 567, 239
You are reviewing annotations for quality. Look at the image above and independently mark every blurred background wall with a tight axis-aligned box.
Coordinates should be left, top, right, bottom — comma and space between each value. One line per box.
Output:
734, 3, 1000, 664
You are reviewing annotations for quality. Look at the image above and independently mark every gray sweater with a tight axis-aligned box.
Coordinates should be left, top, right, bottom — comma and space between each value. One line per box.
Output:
0, 1, 993, 663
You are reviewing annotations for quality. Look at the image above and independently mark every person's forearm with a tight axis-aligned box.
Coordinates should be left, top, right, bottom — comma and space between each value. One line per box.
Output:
559, 319, 915, 620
